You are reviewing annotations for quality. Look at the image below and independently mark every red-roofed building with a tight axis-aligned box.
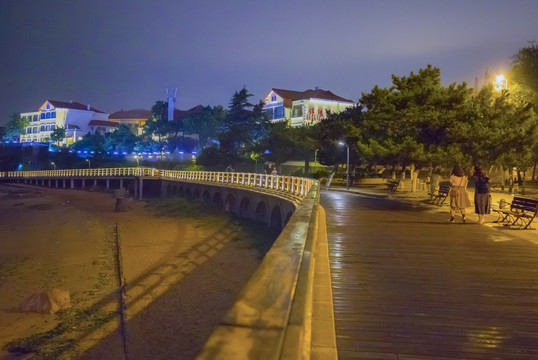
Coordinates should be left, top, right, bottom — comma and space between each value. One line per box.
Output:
88, 120, 119, 135
263, 88, 354, 126
109, 109, 152, 134
20, 100, 109, 144
109, 105, 204, 136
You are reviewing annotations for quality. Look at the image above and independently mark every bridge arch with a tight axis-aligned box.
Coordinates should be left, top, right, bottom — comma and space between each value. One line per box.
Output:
193, 188, 200, 199
284, 211, 293, 225
255, 200, 268, 224
239, 196, 251, 218
202, 189, 210, 202
270, 205, 283, 230
213, 191, 223, 208
224, 193, 236, 213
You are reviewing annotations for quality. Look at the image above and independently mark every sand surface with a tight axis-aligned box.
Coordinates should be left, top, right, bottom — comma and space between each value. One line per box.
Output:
0, 183, 269, 359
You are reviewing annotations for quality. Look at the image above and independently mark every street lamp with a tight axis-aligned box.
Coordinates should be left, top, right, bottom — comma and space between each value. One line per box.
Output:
338, 141, 350, 190
134, 155, 139, 167
314, 148, 319, 168
85, 158, 91, 169
51, 162, 56, 170
494, 74, 508, 91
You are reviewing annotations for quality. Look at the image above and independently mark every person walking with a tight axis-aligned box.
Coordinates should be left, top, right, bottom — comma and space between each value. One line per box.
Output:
473, 165, 492, 224
449, 165, 471, 223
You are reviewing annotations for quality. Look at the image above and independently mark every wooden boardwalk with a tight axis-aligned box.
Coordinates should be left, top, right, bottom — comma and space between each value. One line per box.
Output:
321, 190, 538, 360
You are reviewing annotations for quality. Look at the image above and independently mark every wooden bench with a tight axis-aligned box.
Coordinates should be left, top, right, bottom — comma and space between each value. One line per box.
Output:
428, 184, 450, 205
492, 196, 538, 230
386, 179, 400, 192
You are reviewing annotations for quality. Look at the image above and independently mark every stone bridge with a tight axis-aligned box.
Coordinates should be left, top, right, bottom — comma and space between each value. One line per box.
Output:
0, 167, 336, 359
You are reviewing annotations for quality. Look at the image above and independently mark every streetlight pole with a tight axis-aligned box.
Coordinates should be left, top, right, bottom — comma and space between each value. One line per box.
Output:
338, 142, 350, 190
134, 155, 139, 167
51, 162, 56, 170
314, 149, 319, 169
85, 159, 91, 169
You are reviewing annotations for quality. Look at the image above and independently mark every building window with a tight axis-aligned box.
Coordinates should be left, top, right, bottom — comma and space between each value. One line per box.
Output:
27, 127, 32, 134
51, 125, 55, 130
271, 95, 276, 102
41, 126, 44, 131
274, 106, 285, 119
51, 112, 56, 118
46, 104, 50, 109
45, 112, 51, 119
33, 115, 38, 121
40, 113, 45, 119
292, 105, 303, 118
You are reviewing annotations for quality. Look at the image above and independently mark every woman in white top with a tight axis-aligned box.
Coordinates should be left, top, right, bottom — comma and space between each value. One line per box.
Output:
449, 165, 472, 223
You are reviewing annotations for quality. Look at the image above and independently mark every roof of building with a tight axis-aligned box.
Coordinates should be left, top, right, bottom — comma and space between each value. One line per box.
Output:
109, 109, 152, 119
172, 105, 204, 121
108, 105, 204, 122
88, 120, 119, 127
269, 88, 354, 108
41, 100, 106, 114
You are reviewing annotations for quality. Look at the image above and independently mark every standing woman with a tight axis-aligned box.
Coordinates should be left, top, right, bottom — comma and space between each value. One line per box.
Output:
473, 166, 492, 224
449, 165, 472, 223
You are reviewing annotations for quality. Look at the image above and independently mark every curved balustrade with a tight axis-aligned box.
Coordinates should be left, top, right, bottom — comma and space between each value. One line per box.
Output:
0, 168, 315, 198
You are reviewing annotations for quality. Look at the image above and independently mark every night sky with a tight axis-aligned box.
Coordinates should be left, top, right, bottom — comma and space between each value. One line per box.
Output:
1, 0, 537, 125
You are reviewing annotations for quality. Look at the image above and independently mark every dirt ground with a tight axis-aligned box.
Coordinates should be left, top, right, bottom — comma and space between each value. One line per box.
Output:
0, 183, 271, 359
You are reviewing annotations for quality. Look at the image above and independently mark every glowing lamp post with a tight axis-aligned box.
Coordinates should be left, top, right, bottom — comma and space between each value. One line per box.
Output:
85, 159, 91, 169
494, 74, 508, 91
134, 155, 139, 167
51, 162, 56, 170
338, 141, 350, 190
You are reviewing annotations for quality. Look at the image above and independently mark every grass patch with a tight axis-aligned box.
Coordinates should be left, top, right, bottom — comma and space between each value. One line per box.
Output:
26, 203, 54, 211
5, 307, 116, 359
147, 197, 228, 220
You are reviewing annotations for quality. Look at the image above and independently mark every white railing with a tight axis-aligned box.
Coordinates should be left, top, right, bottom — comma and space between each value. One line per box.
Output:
1, 168, 315, 198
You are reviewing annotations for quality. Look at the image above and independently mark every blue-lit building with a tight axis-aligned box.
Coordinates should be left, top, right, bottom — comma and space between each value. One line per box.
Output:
19, 100, 110, 144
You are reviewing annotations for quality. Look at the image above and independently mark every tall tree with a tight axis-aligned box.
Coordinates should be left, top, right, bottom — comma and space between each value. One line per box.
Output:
50, 127, 66, 146
182, 105, 226, 148
4, 113, 29, 141
510, 41, 538, 107
143, 100, 169, 148
219, 87, 269, 153
510, 41, 538, 178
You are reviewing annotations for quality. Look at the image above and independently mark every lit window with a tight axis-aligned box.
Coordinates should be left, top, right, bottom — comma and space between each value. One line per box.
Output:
292, 105, 303, 117
274, 106, 285, 119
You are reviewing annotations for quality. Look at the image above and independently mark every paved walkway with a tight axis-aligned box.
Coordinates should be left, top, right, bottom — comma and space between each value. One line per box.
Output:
321, 187, 538, 359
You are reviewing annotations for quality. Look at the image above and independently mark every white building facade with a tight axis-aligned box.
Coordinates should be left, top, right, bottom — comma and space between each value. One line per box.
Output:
19, 100, 109, 144
263, 88, 355, 126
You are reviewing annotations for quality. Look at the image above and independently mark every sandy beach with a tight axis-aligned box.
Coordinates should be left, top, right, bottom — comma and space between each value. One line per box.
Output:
0, 183, 271, 359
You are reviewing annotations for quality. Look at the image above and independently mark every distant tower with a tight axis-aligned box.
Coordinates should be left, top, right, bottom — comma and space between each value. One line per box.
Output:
166, 88, 177, 121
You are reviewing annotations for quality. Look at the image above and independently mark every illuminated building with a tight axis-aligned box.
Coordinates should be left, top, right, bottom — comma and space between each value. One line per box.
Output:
263, 88, 354, 126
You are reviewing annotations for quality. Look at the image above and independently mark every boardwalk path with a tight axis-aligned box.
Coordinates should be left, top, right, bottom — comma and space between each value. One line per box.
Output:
321, 189, 538, 360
